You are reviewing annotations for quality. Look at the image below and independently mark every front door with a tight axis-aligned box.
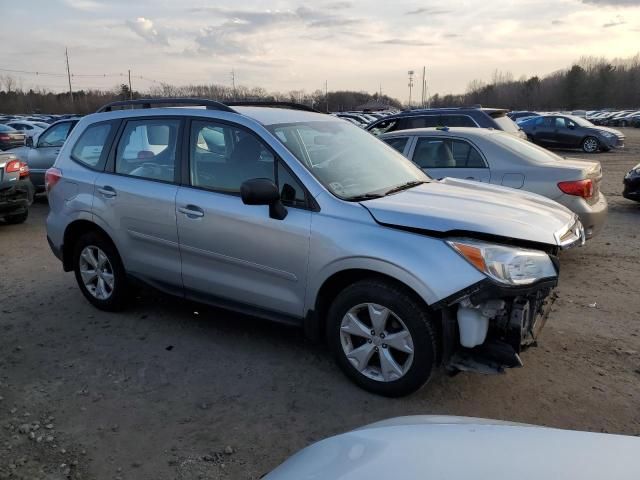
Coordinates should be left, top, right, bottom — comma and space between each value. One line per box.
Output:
27, 121, 76, 189
410, 136, 491, 183
176, 119, 311, 318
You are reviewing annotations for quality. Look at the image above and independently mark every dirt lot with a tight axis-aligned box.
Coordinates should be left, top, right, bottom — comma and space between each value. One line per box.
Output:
1, 129, 639, 480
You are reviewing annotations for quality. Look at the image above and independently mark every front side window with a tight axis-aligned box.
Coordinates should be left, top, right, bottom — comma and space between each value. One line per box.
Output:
382, 136, 409, 153
412, 137, 486, 169
115, 119, 180, 182
71, 123, 113, 168
38, 122, 73, 148
554, 117, 567, 129
268, 120, 428, 200
190, 120, 275, 193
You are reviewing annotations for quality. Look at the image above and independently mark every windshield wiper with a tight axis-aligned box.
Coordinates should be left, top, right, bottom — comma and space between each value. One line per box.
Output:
384, 180, 427, 196
344, 193, 385, 201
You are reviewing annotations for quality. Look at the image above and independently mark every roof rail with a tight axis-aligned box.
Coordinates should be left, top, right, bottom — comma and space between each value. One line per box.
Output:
96, 98, 237, 113
224, 101, 322, 113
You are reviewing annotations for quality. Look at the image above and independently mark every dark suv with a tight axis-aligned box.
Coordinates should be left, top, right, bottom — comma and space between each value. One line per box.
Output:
366, 107, 526, 139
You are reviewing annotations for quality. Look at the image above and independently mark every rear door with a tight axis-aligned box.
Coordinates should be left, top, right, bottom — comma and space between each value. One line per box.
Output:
93, 117, 183, 290
409, 136, 491, 182
533, 117, 556, 146
175, 118, 311, 318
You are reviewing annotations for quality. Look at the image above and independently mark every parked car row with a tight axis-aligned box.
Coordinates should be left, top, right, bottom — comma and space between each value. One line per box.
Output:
587, 109, 640, 127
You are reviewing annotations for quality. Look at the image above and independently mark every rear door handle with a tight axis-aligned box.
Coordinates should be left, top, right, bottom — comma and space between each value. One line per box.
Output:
178, 205, 204, 218
97, 186, 117, 198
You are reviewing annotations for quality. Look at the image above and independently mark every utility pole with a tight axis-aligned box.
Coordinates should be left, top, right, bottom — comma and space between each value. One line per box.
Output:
421, 66, 426, 108
408, 70, 414, 108
231, 69, 236, 99
325, 80, 328, 113
65, 48, 74, 105
128, 69, 133, 100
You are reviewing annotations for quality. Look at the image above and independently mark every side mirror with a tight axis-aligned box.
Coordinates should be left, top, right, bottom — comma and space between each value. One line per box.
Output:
240, 178, 288, 220
26, 137, 34, 148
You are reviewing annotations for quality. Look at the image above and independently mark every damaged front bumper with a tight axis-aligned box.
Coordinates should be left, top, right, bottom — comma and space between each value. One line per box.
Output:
436, 278, 558, 374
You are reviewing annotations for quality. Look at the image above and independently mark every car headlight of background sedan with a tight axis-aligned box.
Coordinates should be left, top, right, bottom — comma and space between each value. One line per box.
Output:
599, 131, 616, 138
447, 239, 557, 286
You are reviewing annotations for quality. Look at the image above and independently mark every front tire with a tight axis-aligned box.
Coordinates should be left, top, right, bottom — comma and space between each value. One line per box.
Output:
581, 136, 600, 153
4, 211, 28, 224
73, 231, 129, 311
327, 279, 437, 397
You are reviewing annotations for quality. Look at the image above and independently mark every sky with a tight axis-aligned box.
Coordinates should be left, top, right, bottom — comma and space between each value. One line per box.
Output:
1, 0, 639, 102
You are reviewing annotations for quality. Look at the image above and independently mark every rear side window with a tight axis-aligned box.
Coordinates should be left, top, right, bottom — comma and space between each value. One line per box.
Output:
38, 122, 74, 147
382, 137, 409, 153
440, 115, 476, 127
115, 119, 180, 183
71, 123, 113, 168
368, 119, 398, 135
405, 116, 440, 129
412, 137, 486, 169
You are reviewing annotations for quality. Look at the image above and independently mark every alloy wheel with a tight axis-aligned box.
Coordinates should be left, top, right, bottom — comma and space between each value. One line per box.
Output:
79, 245, 114, 300
340, 303, 414, 382
583, 137, 599, 153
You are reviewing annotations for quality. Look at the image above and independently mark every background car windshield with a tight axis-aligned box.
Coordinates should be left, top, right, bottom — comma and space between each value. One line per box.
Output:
491, 132, 563, 163
269, 120, 428, 199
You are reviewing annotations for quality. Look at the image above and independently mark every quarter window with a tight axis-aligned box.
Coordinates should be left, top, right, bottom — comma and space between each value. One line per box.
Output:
190, 121, 275, 193
115, 119, 180, 182
71, 123, 113, 168
38, 122, 73, 147
412, 137, 486, 168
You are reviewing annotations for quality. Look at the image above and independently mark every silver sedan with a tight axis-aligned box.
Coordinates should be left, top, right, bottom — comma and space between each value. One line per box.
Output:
380, 127, 607, 239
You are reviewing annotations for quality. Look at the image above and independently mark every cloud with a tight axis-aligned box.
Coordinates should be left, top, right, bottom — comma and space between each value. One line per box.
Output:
582, 0, 640, 5
125, 17, 169, 46
405, 7, 450, 15
63, 0, 103, 10
326, 1, 352, 8
551, 19, 564, 25
443, 33, 460, 38
602, 15, 627, 26
376, 38, 436, 46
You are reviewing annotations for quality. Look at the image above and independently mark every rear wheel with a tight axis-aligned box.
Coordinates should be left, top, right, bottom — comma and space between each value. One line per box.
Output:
327, 279, 437, 397
581, 136, 599, 153
73, 231, 129, 311
4, 211, 28, 224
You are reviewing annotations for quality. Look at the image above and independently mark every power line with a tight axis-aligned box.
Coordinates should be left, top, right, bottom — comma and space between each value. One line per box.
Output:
0, 66, 167, 85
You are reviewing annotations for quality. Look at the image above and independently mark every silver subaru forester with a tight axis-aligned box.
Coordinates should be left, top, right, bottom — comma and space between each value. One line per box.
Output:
46, 99, 584, 397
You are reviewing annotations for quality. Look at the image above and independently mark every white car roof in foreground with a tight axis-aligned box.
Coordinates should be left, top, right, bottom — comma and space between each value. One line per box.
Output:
264, 415, 640, 480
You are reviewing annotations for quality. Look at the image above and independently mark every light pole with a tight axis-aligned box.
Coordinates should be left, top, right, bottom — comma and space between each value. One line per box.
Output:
408, 70, 414, 108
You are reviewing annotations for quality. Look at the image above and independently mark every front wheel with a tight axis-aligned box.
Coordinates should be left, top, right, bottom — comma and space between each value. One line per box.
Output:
581, 136, 600, 153
73, 231, 129, 311
327, 279, 437, 397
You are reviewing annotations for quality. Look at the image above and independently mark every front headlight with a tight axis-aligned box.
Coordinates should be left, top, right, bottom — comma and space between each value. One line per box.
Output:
600, 131, 615, 138
447, 239, 557, 286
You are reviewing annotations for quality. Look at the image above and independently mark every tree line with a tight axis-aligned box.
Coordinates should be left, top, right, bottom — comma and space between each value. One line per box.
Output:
429, 54, 640, 111
0, 77, 401, 114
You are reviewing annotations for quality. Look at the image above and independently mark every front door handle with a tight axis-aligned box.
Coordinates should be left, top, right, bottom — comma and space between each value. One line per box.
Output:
178, 205, 204, 218
97, 186, 117, 198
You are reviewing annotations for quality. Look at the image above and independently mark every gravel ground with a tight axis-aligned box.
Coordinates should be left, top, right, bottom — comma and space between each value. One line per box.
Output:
1, 129, 639, 479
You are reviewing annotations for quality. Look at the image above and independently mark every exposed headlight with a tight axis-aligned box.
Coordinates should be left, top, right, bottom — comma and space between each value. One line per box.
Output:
447, 239, 557, 286
600, 131, 616, 138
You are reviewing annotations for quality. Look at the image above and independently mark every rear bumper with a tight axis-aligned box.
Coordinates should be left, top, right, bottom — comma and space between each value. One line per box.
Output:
0, 179, 34, 215
561, 194, 608, 239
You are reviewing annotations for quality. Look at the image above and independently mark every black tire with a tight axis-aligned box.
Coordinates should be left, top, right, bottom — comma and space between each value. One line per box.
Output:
327, 279, 437, 397
4, 211, 28, 224
73, 231, 129, 311
581, 136, 600, 153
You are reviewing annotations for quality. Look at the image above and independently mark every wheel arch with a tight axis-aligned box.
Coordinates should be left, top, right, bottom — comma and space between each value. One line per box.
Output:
62, 220, 116, 271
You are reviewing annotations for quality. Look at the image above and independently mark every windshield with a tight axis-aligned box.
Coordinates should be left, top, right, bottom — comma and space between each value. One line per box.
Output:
492, 114, 521, 133
490, 132, 563, 163
565, 115, 594, 127
268, 120, 429, 200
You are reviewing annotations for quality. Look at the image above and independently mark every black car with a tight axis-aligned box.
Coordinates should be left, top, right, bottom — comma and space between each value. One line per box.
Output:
623, 163, 640, 202
0, 153, 34, 224
0, 124, 26, 151
366, 107, 527, 139
507, 110, 540, 121
520, 114, 624, 153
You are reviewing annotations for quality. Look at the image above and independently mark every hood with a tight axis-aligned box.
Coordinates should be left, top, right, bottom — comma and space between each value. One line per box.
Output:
265, 416, 640, 480
361, 178, 576, 247
589, 126, 624, 137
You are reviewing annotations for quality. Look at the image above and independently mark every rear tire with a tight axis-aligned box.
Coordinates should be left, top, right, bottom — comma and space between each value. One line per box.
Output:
581, 136, 599, 153
327, 279, 437, 397
73, 231, 129, 311
4, 211, 28, 224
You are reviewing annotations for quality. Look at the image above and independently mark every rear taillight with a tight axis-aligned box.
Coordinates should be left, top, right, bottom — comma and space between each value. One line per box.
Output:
558, 179, 593, 199
0, 134, 10, 141
5, 159, 30, 178
45, 167, 62, 193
